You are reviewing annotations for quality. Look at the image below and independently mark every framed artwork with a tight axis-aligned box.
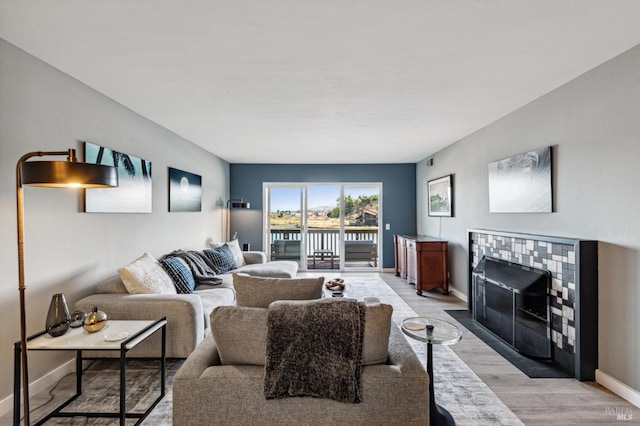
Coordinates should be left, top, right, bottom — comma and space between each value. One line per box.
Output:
488, 146, 552, 213
168, 167, 202, 212
84, 142, 152, 213
428, 175, 453, 217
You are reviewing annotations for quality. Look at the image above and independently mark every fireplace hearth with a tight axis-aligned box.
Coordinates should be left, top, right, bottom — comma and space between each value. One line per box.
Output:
472, 256, 551, 358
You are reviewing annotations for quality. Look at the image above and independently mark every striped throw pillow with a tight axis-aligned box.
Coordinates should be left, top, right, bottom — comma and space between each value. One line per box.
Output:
204, 244, 238, 274
160, 257, 196, 293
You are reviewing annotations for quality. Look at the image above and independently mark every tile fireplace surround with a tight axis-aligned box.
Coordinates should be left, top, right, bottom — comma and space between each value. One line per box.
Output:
467, 229, 598, 381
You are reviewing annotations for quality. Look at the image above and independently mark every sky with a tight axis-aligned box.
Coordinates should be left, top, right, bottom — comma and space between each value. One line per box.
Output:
270, 185, 379, 212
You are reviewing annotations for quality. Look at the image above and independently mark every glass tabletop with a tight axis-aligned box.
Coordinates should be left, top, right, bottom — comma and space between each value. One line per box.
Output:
401, 317, 462, 345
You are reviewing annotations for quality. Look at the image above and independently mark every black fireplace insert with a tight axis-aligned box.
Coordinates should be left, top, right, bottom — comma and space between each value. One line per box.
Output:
472, 256, 551, 359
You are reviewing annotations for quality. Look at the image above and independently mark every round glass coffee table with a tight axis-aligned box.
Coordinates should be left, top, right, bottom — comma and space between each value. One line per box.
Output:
401, 317, 462, 426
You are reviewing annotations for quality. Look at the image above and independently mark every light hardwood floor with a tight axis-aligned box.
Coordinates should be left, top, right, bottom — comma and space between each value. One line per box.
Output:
312, 271, 638, 425
5, 271, 637, 425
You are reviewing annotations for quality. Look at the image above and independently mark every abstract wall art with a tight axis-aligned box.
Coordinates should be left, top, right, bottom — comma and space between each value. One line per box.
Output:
488, 146, 552, 213
84, 141, 152, 213
168, 167, 202, 212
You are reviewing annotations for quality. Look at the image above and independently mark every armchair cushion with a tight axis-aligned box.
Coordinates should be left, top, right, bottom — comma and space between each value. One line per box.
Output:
210, 299, 392, 366
233, 273, 324, 308
210, 306, 268, 365
361, 298, 393, 365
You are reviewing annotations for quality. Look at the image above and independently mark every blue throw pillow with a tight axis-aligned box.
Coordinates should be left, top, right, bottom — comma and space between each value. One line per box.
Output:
160, 257, 196, 293
204, 244, 238, 274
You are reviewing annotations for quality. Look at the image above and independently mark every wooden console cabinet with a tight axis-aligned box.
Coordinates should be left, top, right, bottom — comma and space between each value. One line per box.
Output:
394, 235, 448, 295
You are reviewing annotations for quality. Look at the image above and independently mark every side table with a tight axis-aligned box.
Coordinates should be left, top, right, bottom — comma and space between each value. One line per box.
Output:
401, 317, 462, 426
14, 318, 167, 426
313, 249, 334, 269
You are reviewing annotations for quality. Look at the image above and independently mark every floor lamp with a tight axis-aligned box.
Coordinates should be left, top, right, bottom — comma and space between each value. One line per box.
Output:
16, 149, 117, 425
226, 198, 250, 241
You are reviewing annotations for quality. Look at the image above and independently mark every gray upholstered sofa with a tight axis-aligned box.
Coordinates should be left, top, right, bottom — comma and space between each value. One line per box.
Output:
173, 277, 430, 425
173, 312, 429, 425
74, 251, 298, 358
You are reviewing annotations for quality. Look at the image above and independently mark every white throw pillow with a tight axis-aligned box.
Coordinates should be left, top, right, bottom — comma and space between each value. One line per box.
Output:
209, 239, 246, 267
118, 253, 177, 294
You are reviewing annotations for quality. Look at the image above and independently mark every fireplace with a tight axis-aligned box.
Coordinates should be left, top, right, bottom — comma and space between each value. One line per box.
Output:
472, 256, 551, 358
468, 229, 598, 380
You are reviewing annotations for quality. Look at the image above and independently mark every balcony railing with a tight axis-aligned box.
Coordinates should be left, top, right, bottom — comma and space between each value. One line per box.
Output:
270, 228, 378, 267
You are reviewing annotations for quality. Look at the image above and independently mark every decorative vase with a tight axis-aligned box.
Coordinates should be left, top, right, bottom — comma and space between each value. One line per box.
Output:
45, 293, 71, 337
69, 309, 87, 328
83, 306, 107, 333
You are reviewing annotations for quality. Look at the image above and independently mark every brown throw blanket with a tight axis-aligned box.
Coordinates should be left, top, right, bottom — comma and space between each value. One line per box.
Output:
264, 298, 365, 403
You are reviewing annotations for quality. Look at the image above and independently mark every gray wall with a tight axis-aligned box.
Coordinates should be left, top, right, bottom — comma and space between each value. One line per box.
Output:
0, 39, 229, 403
230, 163, 417, 268
417, 45, 640, 392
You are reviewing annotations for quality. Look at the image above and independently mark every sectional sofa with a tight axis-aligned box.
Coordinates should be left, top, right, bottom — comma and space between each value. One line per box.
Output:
74, 249, 298, 358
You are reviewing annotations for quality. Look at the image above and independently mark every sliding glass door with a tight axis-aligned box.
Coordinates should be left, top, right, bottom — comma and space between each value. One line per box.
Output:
265, 183, 381, 271
266, 186, 304, 267
307, 185, 341, 270
343, 185, 380, 270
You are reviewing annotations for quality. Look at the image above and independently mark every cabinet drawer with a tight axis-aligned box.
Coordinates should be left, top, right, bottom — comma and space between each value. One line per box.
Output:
419, 242, 446, 251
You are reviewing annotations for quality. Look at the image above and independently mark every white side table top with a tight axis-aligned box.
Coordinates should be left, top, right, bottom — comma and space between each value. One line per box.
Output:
27, 319, 166, 351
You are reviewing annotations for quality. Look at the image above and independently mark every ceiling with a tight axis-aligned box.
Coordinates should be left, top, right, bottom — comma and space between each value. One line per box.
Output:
2, 1, 640, 164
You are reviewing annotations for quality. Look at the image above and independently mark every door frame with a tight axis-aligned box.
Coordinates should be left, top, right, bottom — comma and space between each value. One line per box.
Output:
263, 182, 382, 271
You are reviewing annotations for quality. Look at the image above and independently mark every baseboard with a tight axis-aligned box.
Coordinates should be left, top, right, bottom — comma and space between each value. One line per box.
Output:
596, 369, 640, 408
449, 286, 467, 303
0, 358, 75, 418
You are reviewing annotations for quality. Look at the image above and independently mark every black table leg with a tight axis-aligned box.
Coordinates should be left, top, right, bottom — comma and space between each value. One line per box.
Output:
13, 342, 20, 426
427, 342, 455, 426
120, 347, 126, 425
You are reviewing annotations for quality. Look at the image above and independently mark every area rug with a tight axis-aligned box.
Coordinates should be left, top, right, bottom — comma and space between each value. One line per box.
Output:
445, 309, 572, 379
31, 277, 523, 426
341, 277, 524, 426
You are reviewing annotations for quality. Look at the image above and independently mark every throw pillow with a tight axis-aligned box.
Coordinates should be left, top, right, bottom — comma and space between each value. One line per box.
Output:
203, 244, 237, 274
208, 239, 246, 267
210, 306, 268, 365
160, 256, 196, 293
118, 253, 177, 295
233, 273, 324, 308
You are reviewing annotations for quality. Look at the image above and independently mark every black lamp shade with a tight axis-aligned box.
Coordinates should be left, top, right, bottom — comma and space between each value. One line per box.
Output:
20, 161, 118, 188
230, 201, 250, 209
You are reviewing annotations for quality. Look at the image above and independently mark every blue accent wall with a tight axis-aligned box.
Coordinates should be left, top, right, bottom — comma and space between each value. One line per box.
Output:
230, 163, 416, 268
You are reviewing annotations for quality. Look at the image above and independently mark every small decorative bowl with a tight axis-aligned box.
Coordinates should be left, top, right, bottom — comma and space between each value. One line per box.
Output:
69, 310, 87, 328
